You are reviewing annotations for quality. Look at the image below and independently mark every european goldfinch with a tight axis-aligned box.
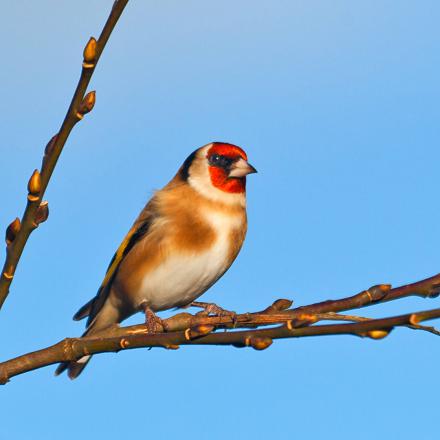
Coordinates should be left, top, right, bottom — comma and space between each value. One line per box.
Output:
56, 142, 256, 379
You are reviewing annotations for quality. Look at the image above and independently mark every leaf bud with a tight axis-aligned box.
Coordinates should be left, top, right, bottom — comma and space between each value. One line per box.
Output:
83, 37, 97, 67
247, 336, 273, 350
77, 91, 96, 118
27, 169, 41, 202
34, 201, 49, 226
5, 218, 21, 246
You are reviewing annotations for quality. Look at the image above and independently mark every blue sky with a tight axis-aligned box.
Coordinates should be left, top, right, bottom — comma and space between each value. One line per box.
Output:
1, 1, 440, 439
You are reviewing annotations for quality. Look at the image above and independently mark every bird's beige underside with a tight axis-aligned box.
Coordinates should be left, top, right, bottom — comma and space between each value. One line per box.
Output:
111, 180, 247, 314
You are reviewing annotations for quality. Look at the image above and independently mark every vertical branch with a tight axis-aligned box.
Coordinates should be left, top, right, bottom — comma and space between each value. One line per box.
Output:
0, 0, 129, 310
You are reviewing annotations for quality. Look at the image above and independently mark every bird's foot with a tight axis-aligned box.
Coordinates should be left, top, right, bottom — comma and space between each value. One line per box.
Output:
144, 307, 163, 333
191, 301, 237, 320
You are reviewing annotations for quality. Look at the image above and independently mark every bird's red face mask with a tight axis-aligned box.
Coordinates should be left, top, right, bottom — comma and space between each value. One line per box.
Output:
206, 143, 257, 194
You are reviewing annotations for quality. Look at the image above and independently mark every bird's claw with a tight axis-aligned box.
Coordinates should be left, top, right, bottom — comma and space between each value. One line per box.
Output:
144, 307, 163, 333
191, 301, 237, 322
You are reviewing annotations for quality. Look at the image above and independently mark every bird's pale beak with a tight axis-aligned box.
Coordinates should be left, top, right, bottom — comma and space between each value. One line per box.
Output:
229, 158, 258, 177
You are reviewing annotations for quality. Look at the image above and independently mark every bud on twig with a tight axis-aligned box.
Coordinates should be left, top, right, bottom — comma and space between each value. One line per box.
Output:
366, 329, 390, 340
34, 201, 49, 226
76, 91, 96, 119
409, 314, 421, 325
184, 324, 215, 340
5, 218, 21, 246
119, 338, 130, 349
246, 336, 273, 350
266, 298, 293, 313
163, 344, 180, 350
366, 284, 392, 302
42, 134, 58, 170
45, 134, 58, 156
83, 37, 97, 68
273, 298, 293, 310
286, 313, 318, 330
27, 170, 41, 202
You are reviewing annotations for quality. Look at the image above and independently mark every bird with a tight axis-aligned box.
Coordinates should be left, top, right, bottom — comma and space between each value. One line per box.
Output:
55, 142, 257, 379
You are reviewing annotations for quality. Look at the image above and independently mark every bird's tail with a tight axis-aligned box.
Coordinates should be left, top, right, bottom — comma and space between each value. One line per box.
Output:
54, 328, 93, 380
55, 303, 119, 379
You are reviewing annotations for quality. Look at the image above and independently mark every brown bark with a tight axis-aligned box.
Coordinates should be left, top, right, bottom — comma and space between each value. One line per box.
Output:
1, 273, 439, 384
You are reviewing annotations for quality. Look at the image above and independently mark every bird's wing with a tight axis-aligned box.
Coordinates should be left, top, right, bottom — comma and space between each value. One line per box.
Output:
73, 207, 155, 326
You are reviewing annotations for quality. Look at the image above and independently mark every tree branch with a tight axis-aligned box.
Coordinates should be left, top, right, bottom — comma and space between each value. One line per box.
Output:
1, 273, 439, 384
0, 0, 129, 310
293, 274, 440, 316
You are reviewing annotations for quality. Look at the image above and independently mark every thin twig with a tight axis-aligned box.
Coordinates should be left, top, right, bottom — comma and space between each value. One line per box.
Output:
294, 275, 440, 316
315, 312, 370, 322
0, 0, 129, 310
407, 323, 440, 336
316, 312, 440, 335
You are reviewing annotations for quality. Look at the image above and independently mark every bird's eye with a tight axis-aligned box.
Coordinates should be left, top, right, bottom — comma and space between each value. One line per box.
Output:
209, 154, 234, 169
210, 154, 221, 164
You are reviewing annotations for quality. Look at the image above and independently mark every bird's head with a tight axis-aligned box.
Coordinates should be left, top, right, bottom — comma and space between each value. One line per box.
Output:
179, 142, 257, 206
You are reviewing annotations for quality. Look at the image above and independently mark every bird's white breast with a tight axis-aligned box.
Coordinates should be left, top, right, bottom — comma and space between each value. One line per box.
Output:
136, 209, 243, 311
